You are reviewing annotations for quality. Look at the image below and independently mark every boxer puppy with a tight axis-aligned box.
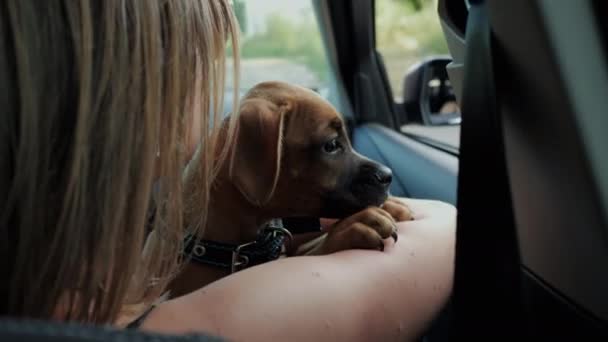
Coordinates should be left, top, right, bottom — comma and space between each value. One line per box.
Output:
169, 81, 412, 297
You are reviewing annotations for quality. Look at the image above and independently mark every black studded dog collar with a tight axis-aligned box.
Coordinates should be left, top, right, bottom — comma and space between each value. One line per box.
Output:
183, 220, 293, 273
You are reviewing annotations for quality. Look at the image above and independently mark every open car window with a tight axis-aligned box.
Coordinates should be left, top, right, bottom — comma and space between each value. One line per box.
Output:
375, 0, 461, 150
225, 0, 341, 115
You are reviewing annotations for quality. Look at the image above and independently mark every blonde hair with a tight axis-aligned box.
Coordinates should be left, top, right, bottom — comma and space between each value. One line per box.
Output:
0, 0, 240, 323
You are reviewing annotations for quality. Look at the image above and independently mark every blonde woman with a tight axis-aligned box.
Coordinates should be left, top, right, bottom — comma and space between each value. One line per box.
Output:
0, 1, 455, 341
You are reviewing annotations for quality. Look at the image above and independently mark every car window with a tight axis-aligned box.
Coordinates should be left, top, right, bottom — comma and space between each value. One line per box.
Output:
376, 0, 461, 149
225, 0, 342, 115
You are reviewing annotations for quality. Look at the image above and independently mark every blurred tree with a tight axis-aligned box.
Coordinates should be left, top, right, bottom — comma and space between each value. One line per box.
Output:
406, 0, 423, 11
233, 0, 247, 34
376, 0, 448, 97
394, 0, 435, 12
239, 11, 328, 82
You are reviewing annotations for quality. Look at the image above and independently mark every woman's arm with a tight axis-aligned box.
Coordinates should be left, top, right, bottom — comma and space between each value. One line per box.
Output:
141, 198, 456, 342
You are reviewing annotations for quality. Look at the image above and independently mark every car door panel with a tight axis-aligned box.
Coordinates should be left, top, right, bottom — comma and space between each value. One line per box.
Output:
352, 123, 458, 204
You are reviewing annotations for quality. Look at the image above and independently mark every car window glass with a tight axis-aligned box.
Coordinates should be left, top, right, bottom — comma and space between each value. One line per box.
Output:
226, 0, 340, 115
376, 0, 461, 149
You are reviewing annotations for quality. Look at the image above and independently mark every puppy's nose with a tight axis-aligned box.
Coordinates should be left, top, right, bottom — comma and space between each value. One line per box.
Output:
373, 165, 392, 186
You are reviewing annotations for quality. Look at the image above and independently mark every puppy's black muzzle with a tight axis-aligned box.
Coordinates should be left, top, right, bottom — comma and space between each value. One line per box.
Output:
359, 162, 393, 188
321, 155, 393, 218
349, 159, 392, 205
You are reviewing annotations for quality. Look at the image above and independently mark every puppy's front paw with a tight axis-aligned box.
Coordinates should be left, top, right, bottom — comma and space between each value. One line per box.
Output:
321, 207, 397, 253
382, 197, 414, 222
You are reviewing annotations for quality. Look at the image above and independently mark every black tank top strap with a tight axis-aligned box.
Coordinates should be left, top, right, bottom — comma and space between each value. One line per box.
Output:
126, 304, 157, 330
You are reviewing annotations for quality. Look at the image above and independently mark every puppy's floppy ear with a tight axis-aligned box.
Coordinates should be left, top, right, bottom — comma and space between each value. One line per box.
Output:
229, 98, 286, 207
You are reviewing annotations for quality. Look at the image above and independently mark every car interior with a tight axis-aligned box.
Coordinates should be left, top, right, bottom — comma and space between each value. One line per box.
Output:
1, 0, 607, 340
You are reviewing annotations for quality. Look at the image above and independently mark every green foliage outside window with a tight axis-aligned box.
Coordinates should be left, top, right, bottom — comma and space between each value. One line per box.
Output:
376, 0, 450, 99
227, 0, 448, 98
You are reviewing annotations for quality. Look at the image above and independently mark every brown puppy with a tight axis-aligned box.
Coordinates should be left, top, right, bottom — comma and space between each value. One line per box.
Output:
169, 81, 412, 297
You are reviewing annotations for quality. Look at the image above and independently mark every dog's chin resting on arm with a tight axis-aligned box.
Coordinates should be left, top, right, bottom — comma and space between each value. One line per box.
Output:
167, 81, 414, 298
141, 197, 456, 342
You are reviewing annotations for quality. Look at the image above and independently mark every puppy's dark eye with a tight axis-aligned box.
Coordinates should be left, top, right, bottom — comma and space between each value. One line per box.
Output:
322, 138, 343, 154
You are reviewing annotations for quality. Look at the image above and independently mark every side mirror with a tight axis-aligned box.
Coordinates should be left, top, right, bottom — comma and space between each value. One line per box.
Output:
402, 56, 461, 126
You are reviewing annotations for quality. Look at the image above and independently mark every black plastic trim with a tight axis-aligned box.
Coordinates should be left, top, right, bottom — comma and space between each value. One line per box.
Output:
438, 0, 469, 39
